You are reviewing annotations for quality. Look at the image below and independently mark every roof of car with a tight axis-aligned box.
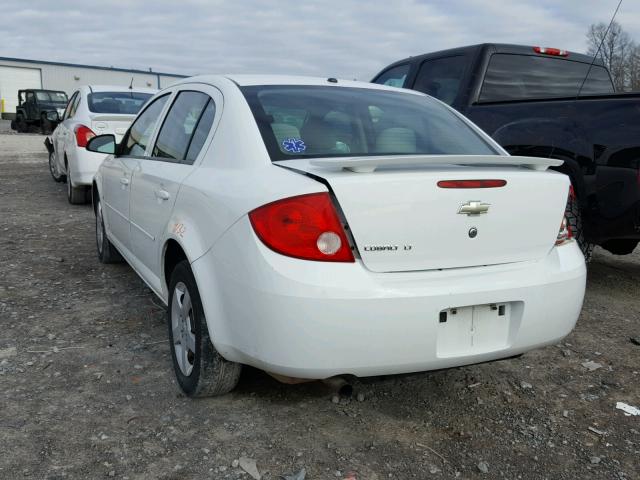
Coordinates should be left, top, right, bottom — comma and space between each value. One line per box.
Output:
83, 85, 158, 94
174, 74, 424, 95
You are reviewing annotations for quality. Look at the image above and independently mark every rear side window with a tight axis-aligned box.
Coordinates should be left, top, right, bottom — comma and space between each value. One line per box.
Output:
185, 100, 216, 164
242, 85, 498, 161
88, 92, 152, 114
373, 64, 410, 88
480, 54, 614, 102
120, 94, 169, 157
63, 92, 78, 120
413, 56, 467, 105
152, 91, 212, 163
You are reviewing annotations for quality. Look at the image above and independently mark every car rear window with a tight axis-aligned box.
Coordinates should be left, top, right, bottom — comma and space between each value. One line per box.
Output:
480, 54, 614, 102
88, 92, 153, 114
241, 85, 498, 161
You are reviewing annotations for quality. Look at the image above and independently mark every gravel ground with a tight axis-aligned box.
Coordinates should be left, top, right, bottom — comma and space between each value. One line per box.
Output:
0, 122, 639, 479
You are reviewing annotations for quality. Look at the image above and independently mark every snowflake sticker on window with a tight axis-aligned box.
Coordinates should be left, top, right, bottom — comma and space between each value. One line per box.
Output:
281, 137, 306, 153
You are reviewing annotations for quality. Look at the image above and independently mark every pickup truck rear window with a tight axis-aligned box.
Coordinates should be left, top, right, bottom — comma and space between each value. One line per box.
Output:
480, 54, 614, 102
242, 85, 498, 161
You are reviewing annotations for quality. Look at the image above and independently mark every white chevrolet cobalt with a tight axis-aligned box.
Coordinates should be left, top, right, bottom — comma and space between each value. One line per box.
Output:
87, 75, 586, 396
46, 85, 155, 204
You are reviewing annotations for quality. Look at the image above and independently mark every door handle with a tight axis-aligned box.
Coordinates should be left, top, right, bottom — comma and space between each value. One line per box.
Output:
120, 177, 130, 186
154, 189, 170, 201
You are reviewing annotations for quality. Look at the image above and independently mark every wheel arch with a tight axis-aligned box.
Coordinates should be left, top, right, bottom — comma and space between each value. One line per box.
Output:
162, 238, 190, 296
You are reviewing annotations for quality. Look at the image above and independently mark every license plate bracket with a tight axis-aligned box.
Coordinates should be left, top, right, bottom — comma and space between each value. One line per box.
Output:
436, 303, 513, 358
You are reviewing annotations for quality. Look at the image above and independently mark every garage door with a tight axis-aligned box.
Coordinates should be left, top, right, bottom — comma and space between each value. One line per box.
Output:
0, 65, 41, 115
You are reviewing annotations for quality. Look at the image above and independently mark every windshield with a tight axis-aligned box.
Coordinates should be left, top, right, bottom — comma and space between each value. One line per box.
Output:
242, 86, 498, 161
88, 92, 153, 114
35, 91, 68, 103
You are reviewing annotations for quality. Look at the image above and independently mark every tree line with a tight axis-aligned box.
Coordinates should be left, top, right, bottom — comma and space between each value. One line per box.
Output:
587, 21, 640, 91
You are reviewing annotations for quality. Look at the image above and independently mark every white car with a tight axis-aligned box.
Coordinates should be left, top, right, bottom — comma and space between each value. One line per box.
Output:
46, 85, 156, 204
88, 75, 586, 396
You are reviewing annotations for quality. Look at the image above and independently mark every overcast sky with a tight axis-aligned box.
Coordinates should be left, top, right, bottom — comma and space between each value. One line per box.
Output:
1, 0, 639, 80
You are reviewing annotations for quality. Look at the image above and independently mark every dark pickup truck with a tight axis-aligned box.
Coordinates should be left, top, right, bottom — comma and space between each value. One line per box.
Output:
373, 43, 640, 259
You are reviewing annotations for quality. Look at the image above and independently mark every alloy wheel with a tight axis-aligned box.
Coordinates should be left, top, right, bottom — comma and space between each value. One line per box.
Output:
171, 282, 196, 376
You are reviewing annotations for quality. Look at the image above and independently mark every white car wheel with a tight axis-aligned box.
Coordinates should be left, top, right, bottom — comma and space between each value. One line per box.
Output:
168, 260, 241, 397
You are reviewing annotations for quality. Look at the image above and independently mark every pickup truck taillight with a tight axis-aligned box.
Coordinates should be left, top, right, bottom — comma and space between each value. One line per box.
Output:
249, 192, 354, 262
74, 124, 96, 148
555, 216, 573, 246
533, 46, 569, 57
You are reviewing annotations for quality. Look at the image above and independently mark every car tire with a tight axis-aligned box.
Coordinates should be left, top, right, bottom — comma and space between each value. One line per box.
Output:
168, 260, 242, 397
15, 114, 27, 133
95, 197, 123, 264
566, 189, 594, 262
600, 239, 638, 256
48, 150, 66, 183
41, 115, 52, 135
66, 167, 87, 205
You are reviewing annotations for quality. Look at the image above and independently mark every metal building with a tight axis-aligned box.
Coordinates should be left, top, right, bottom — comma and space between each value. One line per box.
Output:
0, 56, 187, 118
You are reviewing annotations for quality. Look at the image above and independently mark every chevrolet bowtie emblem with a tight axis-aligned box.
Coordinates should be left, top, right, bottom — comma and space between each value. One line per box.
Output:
458, 201, 490, 216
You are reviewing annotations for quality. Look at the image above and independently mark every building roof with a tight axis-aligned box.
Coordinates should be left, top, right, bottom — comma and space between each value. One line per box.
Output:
0, 55, 187, 78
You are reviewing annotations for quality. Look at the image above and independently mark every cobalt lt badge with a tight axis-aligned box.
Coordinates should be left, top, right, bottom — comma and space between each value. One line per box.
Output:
468, 227, 478, 238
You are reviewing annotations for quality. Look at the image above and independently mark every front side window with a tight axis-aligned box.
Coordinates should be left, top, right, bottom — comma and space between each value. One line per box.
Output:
152, 91, 212, 162
480, 54, 614, 102
88, 92, 152, 114
372, 64, 410, 88
413, 56, 467, 105
242, 85, 497, 162
120, 94, 169, 157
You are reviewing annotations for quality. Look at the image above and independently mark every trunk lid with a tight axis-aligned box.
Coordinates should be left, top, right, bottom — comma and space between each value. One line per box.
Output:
89, 114, 136, 143
277, 155, 569, 272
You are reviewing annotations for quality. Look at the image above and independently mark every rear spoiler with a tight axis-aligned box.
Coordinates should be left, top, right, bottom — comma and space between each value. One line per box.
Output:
307, 155, 563, 173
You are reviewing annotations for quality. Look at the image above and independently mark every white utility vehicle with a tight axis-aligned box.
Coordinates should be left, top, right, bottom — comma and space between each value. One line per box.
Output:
46, 85, 156, 204
88, 75, 586, 396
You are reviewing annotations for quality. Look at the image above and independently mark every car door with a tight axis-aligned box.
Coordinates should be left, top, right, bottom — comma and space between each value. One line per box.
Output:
101, 94, 170, 257
53, 91, 78, 167
128, 87, 218, 286
25, 92, 37, 120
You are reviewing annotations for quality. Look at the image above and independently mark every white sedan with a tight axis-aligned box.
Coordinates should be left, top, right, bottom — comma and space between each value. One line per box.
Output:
88, 75, 586, 396
46, 85, 156, 204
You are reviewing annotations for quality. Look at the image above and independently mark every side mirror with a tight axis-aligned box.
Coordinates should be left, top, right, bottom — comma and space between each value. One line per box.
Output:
86, 134, 116, 154
46, 111, 59, 122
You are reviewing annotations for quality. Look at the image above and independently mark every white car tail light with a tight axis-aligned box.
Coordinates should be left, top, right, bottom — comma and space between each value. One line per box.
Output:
74, 124, 96, 148
249, 192, 354, 262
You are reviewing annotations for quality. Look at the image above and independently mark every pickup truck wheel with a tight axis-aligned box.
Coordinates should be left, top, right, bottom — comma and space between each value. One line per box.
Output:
566, 191, 594, 262
66, 168, 87, 205
600, 239, 638, 255
168, 260, 242, 397
48, 151, 66, 183
95, 198, 123, 263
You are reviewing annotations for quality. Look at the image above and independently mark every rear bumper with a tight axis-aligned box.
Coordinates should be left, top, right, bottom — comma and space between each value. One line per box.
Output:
68, 147, 108, 186
192, 217, 586, 379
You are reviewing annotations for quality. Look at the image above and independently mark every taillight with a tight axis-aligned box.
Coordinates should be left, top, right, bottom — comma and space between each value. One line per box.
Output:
556, 216, 573, 246
437, 179, 506, 188
75, 124, 96, 147
249, 192, 354, 262
533, 46, 569, 57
